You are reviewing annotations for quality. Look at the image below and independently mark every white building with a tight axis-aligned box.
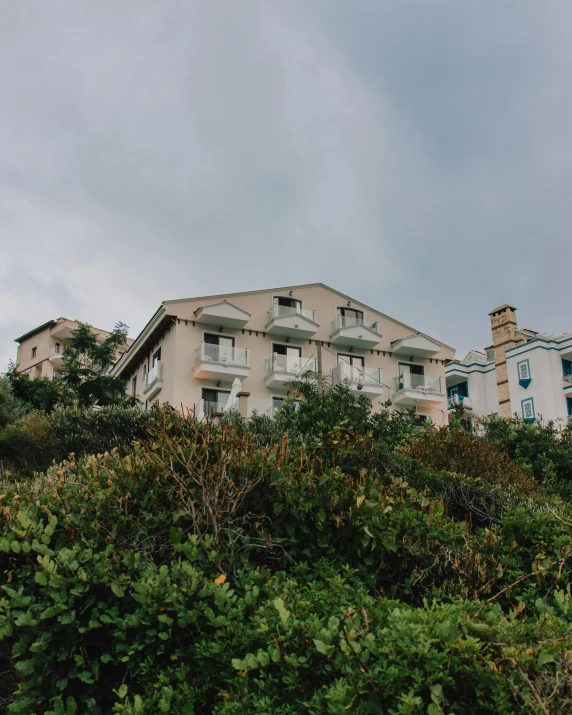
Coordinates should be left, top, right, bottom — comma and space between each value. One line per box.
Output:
445, 304, 572, 427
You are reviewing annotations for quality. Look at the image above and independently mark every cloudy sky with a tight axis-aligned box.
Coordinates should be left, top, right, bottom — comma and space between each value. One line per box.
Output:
1, 0, 571, 368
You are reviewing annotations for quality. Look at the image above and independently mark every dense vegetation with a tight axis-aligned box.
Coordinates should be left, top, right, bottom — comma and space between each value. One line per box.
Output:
1, 380, 572, 713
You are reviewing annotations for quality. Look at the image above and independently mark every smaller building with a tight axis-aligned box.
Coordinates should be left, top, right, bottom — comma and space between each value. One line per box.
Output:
14, 318, 133, 379
445, 304, 572, 427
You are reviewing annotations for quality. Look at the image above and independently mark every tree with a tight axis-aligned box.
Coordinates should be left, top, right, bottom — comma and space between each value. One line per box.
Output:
0, 376, 27, 428
4, 361, 68, 413
61, 322, 136, 407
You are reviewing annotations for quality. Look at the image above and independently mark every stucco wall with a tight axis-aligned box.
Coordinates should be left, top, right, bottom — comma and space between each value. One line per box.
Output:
123, 285, 454, 424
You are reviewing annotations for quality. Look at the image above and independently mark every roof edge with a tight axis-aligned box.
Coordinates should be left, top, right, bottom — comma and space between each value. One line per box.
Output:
164, 282, 456, 352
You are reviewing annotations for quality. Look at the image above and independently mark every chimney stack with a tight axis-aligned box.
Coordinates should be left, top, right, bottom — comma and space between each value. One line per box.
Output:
488, 304, 522, 418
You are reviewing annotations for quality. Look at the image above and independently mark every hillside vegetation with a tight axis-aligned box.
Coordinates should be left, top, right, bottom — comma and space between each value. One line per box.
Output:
1, 382, 572, 713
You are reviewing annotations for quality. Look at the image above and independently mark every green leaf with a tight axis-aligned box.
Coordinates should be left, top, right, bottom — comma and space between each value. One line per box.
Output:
313, 639, 328, 655
133, 695, 144, 712
11, 541, 21, 554
231, 658, 246, 670
273, 597, 290, 627
117, 683, 128, 699
35, 571, 48, 586
538, 649, 556, 667
245, 653, 259, 669
111, 583, 124, 598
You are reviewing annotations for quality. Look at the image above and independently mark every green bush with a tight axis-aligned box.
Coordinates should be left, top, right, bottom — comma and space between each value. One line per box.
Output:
0, 405, 152, 477
1, 391, 572, 713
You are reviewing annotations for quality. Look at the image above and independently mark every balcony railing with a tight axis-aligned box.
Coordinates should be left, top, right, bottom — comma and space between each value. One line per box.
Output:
336, 361, 381, 386
265, 354, 317, 376
267, 305, 316, 323
448, 394, 472, 409
331, 316, 378, 333
193, 342, 250, 367
393, 374, 443, 394
145, 362, 163, 389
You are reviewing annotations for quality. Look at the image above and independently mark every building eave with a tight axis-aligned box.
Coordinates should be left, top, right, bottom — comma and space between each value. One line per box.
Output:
164, 282, 456, 353
111, 305, 175, 376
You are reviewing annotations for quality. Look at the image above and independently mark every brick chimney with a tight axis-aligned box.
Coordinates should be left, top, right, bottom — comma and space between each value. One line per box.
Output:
488, 304, 522, 418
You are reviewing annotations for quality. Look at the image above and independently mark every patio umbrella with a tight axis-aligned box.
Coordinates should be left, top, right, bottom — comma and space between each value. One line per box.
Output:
223, 377, 242, 413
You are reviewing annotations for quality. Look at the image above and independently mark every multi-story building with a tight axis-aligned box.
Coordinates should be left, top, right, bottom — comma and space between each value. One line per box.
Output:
14, 317, 133, 379
445, 304, 572, 426
111, 283, 455, 423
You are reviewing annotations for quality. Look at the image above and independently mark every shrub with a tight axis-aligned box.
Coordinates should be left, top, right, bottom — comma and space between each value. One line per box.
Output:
1, 394, 572, 713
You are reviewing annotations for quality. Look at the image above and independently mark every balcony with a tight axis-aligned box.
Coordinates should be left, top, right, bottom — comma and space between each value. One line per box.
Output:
192, 343, 250, 382
194, 398, 238, 420
447, 394, 472, 410
50, 319, 79, 341
391, 334, 440, 358
265, 305, 319, 339
194, 302, 250, 329
392, 374, 444, 407
144, 362, 163, 400
332, 362, 384, 400
329, 316, 381, 349
265, 354, 317, 389
49, 347, 66, 370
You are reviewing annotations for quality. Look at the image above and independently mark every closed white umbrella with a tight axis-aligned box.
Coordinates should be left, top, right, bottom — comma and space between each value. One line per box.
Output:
224, 377, 242, 413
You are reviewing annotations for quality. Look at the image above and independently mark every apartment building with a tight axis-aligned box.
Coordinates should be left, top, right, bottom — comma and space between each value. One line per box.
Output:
111, 284, 455, 423
14, 317, 133, 379
445, 304, 572, 426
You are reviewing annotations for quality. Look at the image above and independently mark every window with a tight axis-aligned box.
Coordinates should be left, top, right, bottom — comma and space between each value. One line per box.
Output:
412, 414, 427, 428
274, 296, 301, 309
521, 397, 535, 423
272, 396, 300, 413
337, 307, 364, 327
131, 376, 137, 396
31, 347, 37, 358
202, 388, 231, 415
517, 359, 531, 388
567, 397, 572, 417
54, 343, 61, 354
447, 381, 469, 399
562, 359, 572, 378
152, 348, 161, 366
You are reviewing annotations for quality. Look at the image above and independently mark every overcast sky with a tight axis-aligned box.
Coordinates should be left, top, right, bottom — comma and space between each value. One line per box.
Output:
1, 0, 571, 368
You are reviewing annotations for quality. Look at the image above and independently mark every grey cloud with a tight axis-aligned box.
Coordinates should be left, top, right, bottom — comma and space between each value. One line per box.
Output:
1, 0, 571, 370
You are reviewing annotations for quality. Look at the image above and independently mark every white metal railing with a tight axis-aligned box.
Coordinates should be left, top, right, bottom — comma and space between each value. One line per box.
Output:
331, 316, 378, 334
193, 342, 250, 367
265, 354, 317, 376
145, 361, 163, 390
333, 362, 382, 387
448, 394, 472, 409
267, 305, 316, 323
393, 373, 443, 394
563, 374, 572, 384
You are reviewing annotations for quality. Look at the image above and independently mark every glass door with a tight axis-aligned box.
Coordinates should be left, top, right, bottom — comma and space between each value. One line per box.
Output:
337, 307, 363, 328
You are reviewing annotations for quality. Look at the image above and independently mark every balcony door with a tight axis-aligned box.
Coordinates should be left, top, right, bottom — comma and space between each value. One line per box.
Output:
338, 353, 364, 381
205, 333, 234, 362
274, 296, 301, 309
337, 307, 363, 328
202, 388, 231, 415
398, 362, 424, 389
272, 344, 301, 372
